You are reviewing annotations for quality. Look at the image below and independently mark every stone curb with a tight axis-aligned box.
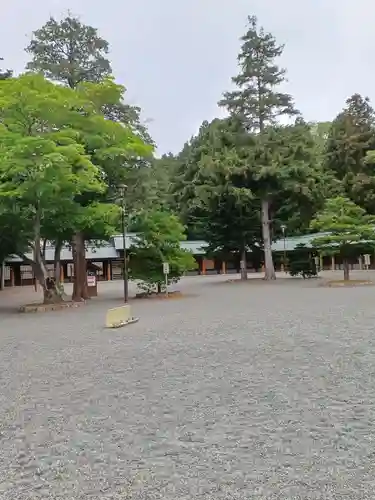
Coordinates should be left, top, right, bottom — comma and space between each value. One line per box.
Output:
19, 301, 86, 313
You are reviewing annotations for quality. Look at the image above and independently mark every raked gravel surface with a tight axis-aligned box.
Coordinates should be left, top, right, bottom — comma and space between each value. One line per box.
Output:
1, 276, 375, 499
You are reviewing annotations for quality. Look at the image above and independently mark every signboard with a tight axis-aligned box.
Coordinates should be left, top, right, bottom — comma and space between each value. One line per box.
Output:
87, 275, 96, 287
364, 254, 371, 267
240, 260, 246, 270
163, 262, 170, 275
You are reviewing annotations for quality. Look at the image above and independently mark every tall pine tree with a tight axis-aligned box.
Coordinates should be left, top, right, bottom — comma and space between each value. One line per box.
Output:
219, 15, 297, 279
25, 15, 150, 141
174, 117, 262, 280
325, 94, 375, 213
26, 15, 111, 88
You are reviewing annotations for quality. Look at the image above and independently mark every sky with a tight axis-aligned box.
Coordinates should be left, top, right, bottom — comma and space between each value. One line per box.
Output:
2, 0, 375, 154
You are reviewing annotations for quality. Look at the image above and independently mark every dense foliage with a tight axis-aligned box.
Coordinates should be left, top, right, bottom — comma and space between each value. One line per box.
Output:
288, 245, 317, 279
128, 211, 197, 293
23, 14, 153, 300
2, 11, 375, 299
311, 197, 375, 280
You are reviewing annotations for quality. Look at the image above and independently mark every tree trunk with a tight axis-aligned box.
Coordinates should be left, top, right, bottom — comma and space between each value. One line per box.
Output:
27, 256, 63, 305
28, 208, 61, 304
42, 284, 64, 304
54, 240, 63, 286
240, 245, 248, 280
343, 259, 350, 281
72, 231, 89, 302
157, 282, 162, 294
261, 198, 276, 280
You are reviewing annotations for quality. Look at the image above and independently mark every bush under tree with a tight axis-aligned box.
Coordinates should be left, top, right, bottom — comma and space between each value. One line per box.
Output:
128, 211, 197, 294
288, 244, 317, 279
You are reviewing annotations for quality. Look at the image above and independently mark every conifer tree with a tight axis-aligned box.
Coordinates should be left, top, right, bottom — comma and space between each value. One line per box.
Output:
325, 94, 375, 213
219, 15, 298, 279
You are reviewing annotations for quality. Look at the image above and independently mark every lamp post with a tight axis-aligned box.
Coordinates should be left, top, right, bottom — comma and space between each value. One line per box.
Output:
281, 224, 287, 273
119, 184, 129, 303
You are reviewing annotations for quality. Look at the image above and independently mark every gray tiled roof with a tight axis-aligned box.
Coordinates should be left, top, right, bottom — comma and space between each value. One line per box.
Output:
4, 232, 329, 263
6, 243, 119, 263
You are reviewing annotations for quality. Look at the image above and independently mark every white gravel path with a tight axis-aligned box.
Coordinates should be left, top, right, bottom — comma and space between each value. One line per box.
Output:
1, 275, 375, 498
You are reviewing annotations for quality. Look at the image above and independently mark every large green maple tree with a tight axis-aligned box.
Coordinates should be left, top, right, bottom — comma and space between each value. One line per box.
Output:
25, 14, 153, 299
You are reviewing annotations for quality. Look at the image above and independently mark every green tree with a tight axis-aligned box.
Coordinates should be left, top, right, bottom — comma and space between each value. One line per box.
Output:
25, 15, 153, 300
308, 121, 342, 200
311, 196, 375, 281
310, 121, 331, 155
149, 153, 180, 212
250, 122, 322, 241
288, 244, 317, 278
325, 94, 375, 208
0, 74, 104, 303
128, 211, 197, 294
67, 78, 151, 300
25, 14, 150, 142
0, 74, 148, 301
219, 15, 298, 279
175, 117, 261, 280
26, 15, 111, 88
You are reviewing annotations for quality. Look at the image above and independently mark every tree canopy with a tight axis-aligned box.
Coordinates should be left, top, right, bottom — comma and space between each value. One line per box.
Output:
0, 73, 150, 301
26, 15, 111, 88
23, 14, 153, 300
3, 10, 375, 296
311, 197, 375, 280
218, 15, 300, 279
128, 211, 197, 294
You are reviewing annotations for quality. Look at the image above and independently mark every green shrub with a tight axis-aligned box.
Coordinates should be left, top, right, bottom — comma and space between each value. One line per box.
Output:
288, 244, 317, 279
128, 211, 197, 294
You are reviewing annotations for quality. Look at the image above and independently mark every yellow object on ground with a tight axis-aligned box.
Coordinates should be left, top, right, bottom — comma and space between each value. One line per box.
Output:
105, 305, 139, 328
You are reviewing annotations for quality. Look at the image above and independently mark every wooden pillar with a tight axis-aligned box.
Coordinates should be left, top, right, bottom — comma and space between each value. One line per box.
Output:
331, 256, 335, 271
106, 261, 111, 281
221, 261, 226, 274
201, 258, 206, 275
10, 267, 15, 287
109, 261, 113, 281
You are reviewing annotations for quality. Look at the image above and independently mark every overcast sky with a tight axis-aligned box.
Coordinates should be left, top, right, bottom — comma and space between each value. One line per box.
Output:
2, 0, 375, 153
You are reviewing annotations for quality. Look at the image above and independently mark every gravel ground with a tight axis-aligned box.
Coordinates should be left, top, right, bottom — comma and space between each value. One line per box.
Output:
1, 275, 375, 499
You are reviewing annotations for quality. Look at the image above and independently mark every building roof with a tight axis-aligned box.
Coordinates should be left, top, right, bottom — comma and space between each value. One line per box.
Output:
3, 232, 329, 264
112, 233, 140, 250
271, 233, 329, 252
6, 243, 119, 263
180, 240, 208, 254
